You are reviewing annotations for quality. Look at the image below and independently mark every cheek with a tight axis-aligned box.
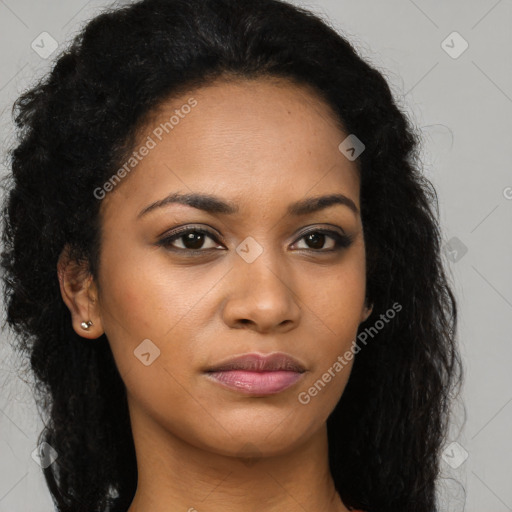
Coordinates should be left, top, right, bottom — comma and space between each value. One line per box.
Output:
300, 253, 366, 344
98, 238, 176, 336
96, 239, 227, 377
95, 239, 174, 374
121, 359, 236, 456
294, 252, 366, 406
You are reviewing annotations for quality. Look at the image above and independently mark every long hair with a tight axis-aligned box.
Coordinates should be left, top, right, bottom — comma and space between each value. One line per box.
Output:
1, 0, 463, 510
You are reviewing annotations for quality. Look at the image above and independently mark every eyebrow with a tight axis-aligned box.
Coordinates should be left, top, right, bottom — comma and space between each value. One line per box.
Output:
137, 191, 359, 218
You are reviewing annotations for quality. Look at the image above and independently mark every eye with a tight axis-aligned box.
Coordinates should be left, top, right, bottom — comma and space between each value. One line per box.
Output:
292, 228, 353, 252
157, 227, 223, 252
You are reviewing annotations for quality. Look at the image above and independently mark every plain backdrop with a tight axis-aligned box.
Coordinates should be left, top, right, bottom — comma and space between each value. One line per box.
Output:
0, 1, 511, 511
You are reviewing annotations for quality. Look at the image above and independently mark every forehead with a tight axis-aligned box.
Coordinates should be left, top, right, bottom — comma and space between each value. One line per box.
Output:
101, 76, 360, 219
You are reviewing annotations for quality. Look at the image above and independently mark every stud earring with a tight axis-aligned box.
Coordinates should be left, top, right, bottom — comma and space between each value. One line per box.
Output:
80, 320, 93, 330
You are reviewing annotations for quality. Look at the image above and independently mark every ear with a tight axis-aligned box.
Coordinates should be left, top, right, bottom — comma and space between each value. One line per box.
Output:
360, 299, 373, 323
57, 245, 104, 339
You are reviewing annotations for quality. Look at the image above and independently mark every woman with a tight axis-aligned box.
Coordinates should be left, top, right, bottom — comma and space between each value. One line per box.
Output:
1, 0, 463, 511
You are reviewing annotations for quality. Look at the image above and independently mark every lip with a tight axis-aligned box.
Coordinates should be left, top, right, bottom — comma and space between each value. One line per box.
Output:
204, 352, 306, 395
206, 352, 306, 373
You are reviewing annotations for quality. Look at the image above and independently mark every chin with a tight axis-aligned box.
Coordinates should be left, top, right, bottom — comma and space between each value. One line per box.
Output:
196, 420, 316, 460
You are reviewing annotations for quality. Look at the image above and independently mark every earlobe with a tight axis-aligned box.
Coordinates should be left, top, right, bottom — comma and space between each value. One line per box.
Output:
57, 245, 104, 340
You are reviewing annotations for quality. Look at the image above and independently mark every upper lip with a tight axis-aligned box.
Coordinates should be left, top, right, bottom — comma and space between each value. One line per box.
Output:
205, 352, 306, 373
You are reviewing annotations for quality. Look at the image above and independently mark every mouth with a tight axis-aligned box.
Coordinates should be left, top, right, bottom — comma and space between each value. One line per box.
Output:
204, 352, 306, 396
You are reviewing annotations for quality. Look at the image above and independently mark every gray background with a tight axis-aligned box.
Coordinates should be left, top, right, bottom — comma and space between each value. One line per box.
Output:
0, 0, 511, 510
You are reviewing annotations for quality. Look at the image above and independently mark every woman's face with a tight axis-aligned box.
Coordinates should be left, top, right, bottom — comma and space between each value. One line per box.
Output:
92, 77, 371, 457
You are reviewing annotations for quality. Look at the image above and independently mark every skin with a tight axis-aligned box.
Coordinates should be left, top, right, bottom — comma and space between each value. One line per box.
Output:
58, 76, 372, 512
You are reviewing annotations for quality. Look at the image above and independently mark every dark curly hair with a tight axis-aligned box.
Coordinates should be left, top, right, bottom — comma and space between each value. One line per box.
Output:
1, 0, 463, 511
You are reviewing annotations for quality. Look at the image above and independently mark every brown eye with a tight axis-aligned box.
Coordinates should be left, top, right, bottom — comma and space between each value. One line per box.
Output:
293, 229, 353, 252
158, 228, 223, 252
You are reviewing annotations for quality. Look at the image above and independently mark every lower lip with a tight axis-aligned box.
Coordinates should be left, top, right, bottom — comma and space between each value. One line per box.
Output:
206, 370, 304, 395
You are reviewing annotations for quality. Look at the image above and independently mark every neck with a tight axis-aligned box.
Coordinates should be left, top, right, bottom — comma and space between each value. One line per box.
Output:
126, 399, 348, 512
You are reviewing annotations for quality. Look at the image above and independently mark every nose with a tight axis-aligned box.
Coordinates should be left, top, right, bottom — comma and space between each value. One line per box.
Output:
221, 248, 301, 333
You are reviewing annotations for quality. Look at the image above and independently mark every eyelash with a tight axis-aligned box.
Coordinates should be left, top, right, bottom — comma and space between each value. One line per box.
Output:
156, 225, 354, 255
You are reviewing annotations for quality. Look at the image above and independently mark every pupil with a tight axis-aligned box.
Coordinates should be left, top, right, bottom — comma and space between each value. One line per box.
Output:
307, 233, 324, 249
184, 232, 204, 250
